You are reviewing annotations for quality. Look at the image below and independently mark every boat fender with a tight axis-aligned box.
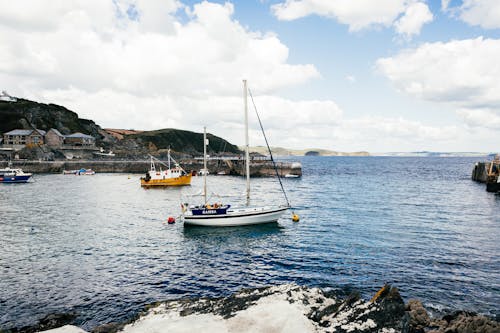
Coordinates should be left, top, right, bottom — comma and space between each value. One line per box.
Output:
167, 216, 176, 224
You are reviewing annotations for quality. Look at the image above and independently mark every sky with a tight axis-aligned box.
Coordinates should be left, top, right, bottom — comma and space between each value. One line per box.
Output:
0, 0, 499, 152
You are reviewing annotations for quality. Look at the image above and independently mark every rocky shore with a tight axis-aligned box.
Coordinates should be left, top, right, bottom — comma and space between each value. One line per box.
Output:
7, 284, 498, 333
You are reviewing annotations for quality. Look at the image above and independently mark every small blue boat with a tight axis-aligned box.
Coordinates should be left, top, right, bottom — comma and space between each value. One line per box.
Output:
0, 166, 32, 183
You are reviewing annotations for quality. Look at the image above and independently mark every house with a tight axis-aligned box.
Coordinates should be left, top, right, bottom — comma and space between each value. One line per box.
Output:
45, 128, 65, 148
3, 129, 46, 146
64, 132, 95, 147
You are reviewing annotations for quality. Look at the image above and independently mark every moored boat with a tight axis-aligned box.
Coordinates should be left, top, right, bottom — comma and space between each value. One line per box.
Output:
63, 168, 95, 175
182, 80, 290, 227
0, 165, 32, 183
140, 150, 192, 187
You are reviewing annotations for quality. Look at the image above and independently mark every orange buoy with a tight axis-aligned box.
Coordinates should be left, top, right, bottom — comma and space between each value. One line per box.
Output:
292, 213, 300, 222
167, 216, 176, 224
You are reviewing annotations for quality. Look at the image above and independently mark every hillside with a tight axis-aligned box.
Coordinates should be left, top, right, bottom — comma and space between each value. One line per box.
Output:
246, 145, 370, 156
126, 128, 240, 155
0, 98, 106, 140
0, 97, 240, 158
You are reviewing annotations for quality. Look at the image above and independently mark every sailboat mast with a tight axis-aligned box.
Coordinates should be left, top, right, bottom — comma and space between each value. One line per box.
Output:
167, 148, 171, 169
243, 79, 250, 205
203, 126, 208, 205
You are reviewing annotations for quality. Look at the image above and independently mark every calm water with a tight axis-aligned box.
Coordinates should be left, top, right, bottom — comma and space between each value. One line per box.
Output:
0, 157, 499, 330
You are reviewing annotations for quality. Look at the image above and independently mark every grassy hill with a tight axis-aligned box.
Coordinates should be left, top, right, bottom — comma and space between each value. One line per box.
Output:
127, 128, 240, 155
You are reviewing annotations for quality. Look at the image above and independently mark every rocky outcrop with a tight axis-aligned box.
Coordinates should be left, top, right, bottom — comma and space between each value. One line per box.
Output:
428, 311, 499, 333
4, 313, 77, 333
406, 299, 430, 332
10, 284, 499, 333
102, 284, 499, 333
0, 99, 108, 142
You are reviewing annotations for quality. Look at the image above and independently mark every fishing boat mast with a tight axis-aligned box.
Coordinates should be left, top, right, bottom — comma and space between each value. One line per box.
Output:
167, 148, 171, 169
243, 79, 250, 205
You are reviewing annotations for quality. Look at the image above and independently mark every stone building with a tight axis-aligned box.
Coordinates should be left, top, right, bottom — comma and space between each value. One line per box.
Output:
45, 128, 65, 148
3, 129, 46, 146
64, 132, 95, 147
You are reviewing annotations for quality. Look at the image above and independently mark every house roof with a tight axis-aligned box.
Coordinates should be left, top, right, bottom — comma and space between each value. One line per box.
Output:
5, 129, 33, 136
5, 128, 46, 136
66, 132, 94, 139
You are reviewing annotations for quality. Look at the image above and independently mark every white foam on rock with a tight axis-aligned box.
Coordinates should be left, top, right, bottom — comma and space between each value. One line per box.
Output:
40, 325, 88, 333
40, 284, 404, 333
121, 291, 317, 333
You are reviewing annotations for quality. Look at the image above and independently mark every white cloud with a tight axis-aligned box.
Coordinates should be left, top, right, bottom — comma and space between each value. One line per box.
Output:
0, 1, 319, 96
0, 0, 486, 152
376, 37, 500, 120
447, 0, 500, 29
457, 108, 500, 129
394, 2, 433, 38
271, 0, 433, 36
441, 0, 451, 10
0, 0, 319, 137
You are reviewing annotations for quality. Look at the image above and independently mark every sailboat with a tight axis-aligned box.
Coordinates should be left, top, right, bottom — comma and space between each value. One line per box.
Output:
140, 150, 192, 187
182, 80, 289, 227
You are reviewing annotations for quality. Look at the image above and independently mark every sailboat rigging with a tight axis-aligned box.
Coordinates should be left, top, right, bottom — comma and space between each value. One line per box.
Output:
181, 80, 290, 227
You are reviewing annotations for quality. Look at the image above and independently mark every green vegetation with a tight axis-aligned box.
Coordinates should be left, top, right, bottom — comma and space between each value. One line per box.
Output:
128, 128, 240, 155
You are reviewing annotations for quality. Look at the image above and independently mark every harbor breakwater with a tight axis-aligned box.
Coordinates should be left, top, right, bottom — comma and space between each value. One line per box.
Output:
2, 159, 302, 177
471, 159, 500, 192
14, 284, 500, 333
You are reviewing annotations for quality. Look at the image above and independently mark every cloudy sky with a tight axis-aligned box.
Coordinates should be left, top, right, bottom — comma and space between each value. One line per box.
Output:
1, 0, 499, 152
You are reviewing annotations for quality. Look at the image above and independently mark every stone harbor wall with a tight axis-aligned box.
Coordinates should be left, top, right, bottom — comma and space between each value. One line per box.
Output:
471, 162, 490, 183
2, 159, 302, 177
15, 284, 499, 333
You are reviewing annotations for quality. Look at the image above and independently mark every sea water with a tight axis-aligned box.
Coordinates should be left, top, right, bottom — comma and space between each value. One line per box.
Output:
0, 156, 498, 330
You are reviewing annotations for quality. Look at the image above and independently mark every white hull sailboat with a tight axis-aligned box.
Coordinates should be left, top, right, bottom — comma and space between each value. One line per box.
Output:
183, 205, 288, 227
183, 80, 289, 227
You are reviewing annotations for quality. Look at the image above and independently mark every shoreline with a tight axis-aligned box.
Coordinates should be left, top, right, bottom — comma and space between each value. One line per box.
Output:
0, 159, 302, 177
11, 284, 499, 333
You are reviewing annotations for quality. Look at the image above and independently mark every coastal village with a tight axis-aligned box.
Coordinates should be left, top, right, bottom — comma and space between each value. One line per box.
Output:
0, 91, 302, 177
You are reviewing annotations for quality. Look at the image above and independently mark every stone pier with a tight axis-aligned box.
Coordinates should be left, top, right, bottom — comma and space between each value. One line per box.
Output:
1, 159, 302, 177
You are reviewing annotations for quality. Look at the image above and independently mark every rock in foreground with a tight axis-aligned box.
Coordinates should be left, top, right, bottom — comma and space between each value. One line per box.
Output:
36, 284, 498, 333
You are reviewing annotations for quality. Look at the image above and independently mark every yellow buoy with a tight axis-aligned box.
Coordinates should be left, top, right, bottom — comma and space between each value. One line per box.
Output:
292, 213, 300, 222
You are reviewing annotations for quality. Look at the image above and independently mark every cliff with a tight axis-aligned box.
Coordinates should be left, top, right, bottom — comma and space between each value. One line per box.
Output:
0, 98, 107, 141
